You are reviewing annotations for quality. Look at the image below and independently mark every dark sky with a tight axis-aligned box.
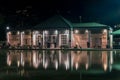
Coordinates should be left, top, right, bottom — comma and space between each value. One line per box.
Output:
0, 0, 120, 40
0, 0, 119, 24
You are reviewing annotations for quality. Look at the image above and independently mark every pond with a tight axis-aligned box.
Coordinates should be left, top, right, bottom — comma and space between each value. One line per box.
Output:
0, 50, 120, 80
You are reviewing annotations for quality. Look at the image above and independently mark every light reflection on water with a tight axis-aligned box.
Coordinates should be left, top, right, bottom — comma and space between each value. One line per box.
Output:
6, 50, 112, 72
2, 50, 120, 80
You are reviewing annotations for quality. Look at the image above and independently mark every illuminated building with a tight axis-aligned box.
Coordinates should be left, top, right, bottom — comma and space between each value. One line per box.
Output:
6, 15, 112, 48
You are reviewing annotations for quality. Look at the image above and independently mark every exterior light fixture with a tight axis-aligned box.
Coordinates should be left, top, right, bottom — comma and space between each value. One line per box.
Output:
74, 30, 79, 34
44, 30, 48, 34
103, 29, 107, 33
85, 30, 88, 33
17, 31, 20, 35
22, 31, 24, 34
8, 31, 11, 34
55, 30, 58, 34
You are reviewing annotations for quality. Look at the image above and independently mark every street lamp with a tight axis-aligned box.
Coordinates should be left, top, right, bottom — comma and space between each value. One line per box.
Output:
6, 26, 10, 30
6, 26, 10, 45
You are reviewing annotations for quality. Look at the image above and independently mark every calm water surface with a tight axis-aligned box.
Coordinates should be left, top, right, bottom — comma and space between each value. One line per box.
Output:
0, 50, 120, 80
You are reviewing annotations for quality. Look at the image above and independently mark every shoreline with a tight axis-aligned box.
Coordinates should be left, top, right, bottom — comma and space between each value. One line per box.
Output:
0, 48, 119, 51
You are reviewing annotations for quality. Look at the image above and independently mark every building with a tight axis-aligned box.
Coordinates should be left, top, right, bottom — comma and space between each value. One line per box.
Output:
6, 15, 113, 49
110, 29, 120, 48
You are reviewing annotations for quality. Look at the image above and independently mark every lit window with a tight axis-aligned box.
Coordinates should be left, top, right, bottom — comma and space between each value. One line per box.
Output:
61, 34, 67, 45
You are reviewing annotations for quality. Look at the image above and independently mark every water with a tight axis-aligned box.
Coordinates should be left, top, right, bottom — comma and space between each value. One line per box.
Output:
0, 50, 120, 80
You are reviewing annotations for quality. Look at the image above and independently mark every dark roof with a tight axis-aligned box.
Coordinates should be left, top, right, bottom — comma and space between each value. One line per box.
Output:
34, 15, 109, 30
111, 29, 120, 35
34, 15, 72, 30
72, 22, 108, 28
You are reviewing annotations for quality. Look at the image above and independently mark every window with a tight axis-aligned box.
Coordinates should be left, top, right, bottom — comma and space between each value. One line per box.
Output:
61, 35, 67, 45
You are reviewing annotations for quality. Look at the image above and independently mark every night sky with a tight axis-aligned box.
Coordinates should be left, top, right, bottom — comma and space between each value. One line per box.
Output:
0, 0, 120, 40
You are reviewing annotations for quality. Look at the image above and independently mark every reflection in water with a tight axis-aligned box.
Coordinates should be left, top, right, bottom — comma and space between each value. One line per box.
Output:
6, 50, 111, 72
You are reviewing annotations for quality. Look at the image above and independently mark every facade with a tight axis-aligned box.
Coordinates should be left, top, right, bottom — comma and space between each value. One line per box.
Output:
111, 29, 120, 48
6, 15, 113, 49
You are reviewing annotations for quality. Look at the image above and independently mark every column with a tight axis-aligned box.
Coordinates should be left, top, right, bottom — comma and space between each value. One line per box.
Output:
7, 32, 10, 43
58, 30, 61, 48
69, 28, 73, 48
86, 29, 90, 48
109, 28, 113, 48
21, 32, 24, 46
43, 30, 45, 48
31, 30, 33, 46
88, 31, 91, 44
70, 28, 73, 48
33, 31, 36, 46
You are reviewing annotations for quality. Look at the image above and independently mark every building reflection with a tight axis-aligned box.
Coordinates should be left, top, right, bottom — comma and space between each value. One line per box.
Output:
7, 50, 111, 71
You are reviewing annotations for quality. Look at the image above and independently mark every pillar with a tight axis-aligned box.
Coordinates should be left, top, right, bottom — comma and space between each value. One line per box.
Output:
31, 30, 33, 46
86, 29, 90, 48
21, 32, 24, 46
7, 32, 10, 43
109, 28, 113, 48
69, 28, 73, 48
58, 30, 61, 48
33, 31, 36, 46
43, 30, 45, 48
70, 28, 73, 48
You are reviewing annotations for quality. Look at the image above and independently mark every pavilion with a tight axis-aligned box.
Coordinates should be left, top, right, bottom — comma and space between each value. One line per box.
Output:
6, 15, 113, 49
110, 29, 120, 48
